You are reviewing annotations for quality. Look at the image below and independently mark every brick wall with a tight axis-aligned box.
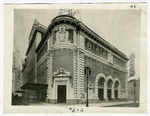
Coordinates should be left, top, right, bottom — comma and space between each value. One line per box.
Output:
26, 39, 36, 83
128, 79, 140, 101
53, 49, 73, 83
84, 56, 126, 91
37, 59, 47, 84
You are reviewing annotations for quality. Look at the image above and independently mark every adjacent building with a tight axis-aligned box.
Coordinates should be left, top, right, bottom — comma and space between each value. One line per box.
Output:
21, 15, 129, 104
12, 50, 22, 95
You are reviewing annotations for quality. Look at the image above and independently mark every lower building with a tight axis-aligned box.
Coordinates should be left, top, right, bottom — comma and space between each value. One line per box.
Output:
128, 78, 140, 101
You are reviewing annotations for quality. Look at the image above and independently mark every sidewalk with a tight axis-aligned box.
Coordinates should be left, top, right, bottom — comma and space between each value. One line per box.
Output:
29, 101, 138, 107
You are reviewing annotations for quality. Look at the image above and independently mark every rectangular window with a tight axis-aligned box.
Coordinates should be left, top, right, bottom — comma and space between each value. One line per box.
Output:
68, 29, 73, 43
37, 42, 47, 62
53, 31, 56, 44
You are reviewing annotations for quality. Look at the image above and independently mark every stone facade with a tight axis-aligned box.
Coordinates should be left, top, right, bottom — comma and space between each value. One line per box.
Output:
21, 15, 129, 104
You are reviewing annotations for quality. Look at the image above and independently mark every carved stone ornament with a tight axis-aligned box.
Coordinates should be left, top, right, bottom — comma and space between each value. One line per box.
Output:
108, 52, 113, 63
53, 68, 70, 77
56, 26, 69, 43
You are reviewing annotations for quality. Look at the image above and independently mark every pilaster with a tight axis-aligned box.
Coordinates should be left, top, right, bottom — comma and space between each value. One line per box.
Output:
118, 85, 121, 99
125, 72, 128, 97
79, 51, 85, 95
77, 50, 85, 98
46, 51, 53, 99
73, 49, 78, 98
104, 81, 108, 101
111, 84, 115, 99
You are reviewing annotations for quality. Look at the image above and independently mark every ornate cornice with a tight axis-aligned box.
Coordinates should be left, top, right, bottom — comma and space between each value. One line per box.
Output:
36, 15, 128, 61
53, 68, 70, 77
26, 21, 47, 56
51, 42, 77, 51
79, 48, 128, 73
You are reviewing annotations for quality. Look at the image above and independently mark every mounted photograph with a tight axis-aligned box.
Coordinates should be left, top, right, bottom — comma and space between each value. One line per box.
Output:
4, 3, 147, 113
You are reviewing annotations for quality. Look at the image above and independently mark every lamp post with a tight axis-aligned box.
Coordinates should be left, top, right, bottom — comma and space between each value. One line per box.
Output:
128, 77, 137, 104
133, 79, 136, 104
85, 65, 91, 107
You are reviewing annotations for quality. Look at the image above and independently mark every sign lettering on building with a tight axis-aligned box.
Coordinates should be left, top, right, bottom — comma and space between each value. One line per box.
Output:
129, 53, 135, 77
59, 9, 82, 21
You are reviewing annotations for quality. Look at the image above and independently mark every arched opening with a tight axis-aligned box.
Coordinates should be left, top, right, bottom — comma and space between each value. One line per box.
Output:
107, 79, 113, 100
98, 78, 105, 100
115, 81, 119, 99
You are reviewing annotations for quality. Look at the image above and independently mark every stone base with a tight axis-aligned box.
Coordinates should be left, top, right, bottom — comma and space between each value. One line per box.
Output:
118, 98, 128, 101
46, 99, 57, 104
45, 98, 128, 104
67, 99, 80, 104
111, 98, 115, 100
104, 98, 108, 101
45, 99, 99, 104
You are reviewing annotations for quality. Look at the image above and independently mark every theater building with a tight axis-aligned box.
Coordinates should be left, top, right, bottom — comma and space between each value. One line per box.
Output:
21, 15, 129, 104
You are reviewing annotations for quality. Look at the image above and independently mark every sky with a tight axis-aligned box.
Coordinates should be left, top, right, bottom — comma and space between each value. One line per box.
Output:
14, 9, 141, 78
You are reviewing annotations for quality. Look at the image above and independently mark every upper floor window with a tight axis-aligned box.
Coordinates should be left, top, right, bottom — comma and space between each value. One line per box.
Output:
85, 38, 108, 60
113, 55, 126, 68
37, 42, 47, 62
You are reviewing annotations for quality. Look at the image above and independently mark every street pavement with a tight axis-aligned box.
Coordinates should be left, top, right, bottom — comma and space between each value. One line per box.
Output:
29, 101, 138, 107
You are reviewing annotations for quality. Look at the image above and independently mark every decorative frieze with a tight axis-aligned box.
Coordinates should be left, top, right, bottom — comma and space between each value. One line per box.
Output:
113, 55, 126, 68
85, 37, 126, 69
53, 68, 70, 77
53, 26, 74, 44
85, 38, 108, 60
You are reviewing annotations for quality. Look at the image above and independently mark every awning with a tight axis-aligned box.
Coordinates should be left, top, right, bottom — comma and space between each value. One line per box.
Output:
15, 90, 26, 93
128, 76, 139, 82
21, 83, 48, 90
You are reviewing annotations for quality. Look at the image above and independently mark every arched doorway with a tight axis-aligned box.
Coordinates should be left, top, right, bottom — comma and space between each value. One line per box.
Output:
114, 81, 119, 99
107, 79, 113, 100
98, 78, 105, 100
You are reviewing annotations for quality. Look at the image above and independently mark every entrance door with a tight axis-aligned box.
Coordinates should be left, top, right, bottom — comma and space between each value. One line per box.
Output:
57, 85, 66, 103
98, 89, 104, 100
107, 89, 111, 100
115, 90, 118, 99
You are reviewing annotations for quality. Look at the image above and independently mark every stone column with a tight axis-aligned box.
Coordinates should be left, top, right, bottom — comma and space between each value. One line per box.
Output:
118, 84, 121, 99
125, 72, 128, 97
95, 78, 99, 99
104, 81, 108, 101
46, 51, 53, 102
111, 83, 115, 100
77, 51, 85, 99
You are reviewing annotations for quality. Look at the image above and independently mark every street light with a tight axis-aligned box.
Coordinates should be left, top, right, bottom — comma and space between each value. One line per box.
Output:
128, 77, 137, 104
133, 79, 136, 103
84, 65, 91, 107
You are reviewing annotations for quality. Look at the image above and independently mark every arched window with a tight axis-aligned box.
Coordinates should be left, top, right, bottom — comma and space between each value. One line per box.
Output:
68, 29, 73, 43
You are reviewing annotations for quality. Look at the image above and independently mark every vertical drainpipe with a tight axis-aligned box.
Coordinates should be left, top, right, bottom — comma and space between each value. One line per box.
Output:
35, 50, 37, 83
126, 60, 128, 99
